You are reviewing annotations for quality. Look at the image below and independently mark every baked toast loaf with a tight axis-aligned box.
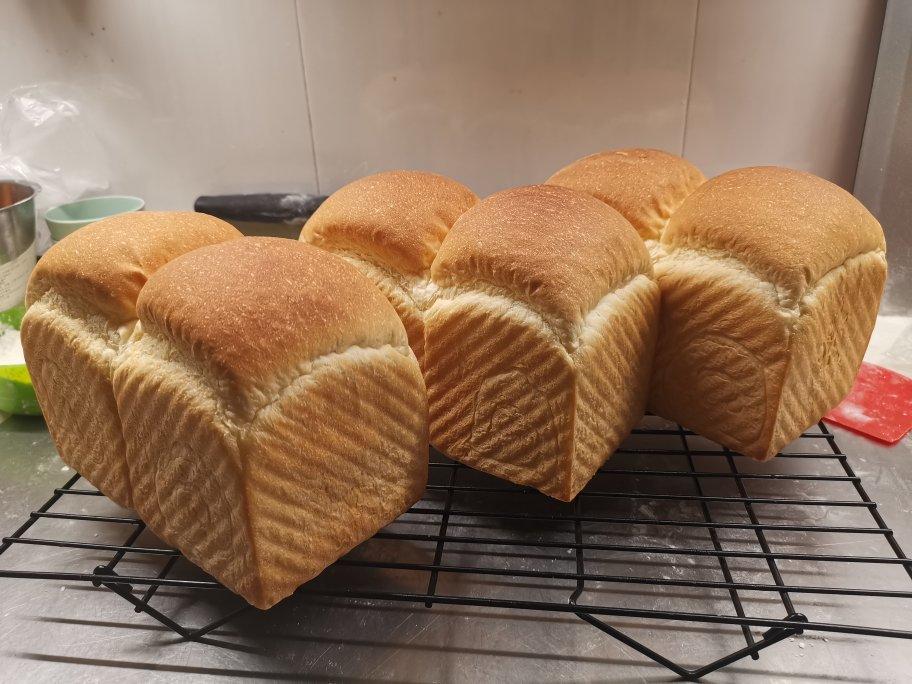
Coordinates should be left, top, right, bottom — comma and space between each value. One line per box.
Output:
425, 185, 659, 501
547, 148, 705, 259
651, 167, 887, 459
301, 170, 477, 367
112, 237, 428, 608
21, 212, 241, 507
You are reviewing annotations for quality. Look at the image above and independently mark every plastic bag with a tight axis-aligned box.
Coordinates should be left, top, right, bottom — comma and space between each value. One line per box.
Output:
0, 83, 110, 253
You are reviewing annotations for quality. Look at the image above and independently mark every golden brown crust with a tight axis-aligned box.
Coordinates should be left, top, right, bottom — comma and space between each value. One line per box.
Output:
21, 303, 135, 507
425, 274, 659, 500
651, 166, 887, 459
301, 170, 478, 275
769, 250, 886, 457
115, 335, 428, 608
136, 237, 409, 389
21, 211, 240, 508
661, 166, 886, 304
649, 254, 790, 457
115, 236, 428, 608
26, 212, 242, 322
546, 148, 705, 241
431, 184, 651, 326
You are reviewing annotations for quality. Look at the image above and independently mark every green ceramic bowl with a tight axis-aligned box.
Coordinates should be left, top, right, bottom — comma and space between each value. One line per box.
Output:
45, 195, 145, 241
0, 305, 40, 416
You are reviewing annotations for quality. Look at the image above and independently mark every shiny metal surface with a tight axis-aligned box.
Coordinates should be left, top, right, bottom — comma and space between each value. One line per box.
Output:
3, 432, 911, 681
2, 323, 911, 682
855, 0, 912, 315
0, 179, 38, 310
0, 180, 37, 261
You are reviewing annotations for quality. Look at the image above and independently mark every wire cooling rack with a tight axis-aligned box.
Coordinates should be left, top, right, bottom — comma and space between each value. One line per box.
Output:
2, 416, 911, 680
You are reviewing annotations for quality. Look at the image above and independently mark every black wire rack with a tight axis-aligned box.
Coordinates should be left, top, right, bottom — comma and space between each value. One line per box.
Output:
2, 416, 911, 680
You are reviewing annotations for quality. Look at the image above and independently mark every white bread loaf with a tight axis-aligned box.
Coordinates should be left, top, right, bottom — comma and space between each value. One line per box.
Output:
426, 185, 660, 501
300, 170, 478, 368
547, 148, 705, 259
21, 212, 241, 507
651, 166, 887, 459
112, 237, 428, 608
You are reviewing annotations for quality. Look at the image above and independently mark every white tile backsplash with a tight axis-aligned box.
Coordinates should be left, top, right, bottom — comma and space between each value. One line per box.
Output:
684, 0, 885, 189
298, 0, 698, 197
0, 0, 885, 207
0, 0, 318, 210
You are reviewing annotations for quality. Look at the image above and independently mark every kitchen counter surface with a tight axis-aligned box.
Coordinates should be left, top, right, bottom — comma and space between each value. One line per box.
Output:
2, 317, 911, 683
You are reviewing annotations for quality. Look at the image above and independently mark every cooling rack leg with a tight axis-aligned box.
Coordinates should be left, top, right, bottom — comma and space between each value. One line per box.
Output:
569, 497, 585, 603
724, 451, 796, 615
185, 605, 255, 641
679, 429, 755, 653
91, 565, 194, 639
135, 555, 180, 612
572, 611, 808, 680
685, 612, 808, 680
93, 563, 253, 643
425, 456, 461, 607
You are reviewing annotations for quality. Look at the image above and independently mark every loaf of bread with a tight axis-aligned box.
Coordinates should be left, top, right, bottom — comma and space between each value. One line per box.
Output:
547, 148, 705, 258
21, 212, 241, 507
112, 237, 428, 608
300, 170, 478, 367
651, 167, 887, 459
426, 185, 660, 501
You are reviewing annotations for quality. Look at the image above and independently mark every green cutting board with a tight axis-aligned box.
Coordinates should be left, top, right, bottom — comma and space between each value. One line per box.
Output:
0, 305, 41, 416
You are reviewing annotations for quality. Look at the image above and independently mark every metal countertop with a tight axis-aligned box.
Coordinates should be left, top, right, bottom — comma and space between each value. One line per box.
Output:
1, 318, 911, 683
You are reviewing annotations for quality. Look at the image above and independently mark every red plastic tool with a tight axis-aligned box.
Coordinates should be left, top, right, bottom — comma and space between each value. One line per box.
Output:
824, 362, 912, 444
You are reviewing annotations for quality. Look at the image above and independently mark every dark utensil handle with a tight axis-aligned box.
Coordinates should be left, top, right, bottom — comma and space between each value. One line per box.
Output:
194, 193, 327, 224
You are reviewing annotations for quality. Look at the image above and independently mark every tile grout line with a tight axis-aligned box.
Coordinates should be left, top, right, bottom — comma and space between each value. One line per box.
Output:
681, 0, 701, 158
294, 0, 322, 194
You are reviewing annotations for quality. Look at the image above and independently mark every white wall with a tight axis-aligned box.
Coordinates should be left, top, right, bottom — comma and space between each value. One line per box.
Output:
1, 0, 885, 210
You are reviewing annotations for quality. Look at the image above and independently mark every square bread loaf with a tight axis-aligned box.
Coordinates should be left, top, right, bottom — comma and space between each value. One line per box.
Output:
425, 185, 660, 501
650, 167, 887, 459
20, 212, 241, 507
547, 148, 706, 260
112, 237, 428, 608
301, 170, 478, 368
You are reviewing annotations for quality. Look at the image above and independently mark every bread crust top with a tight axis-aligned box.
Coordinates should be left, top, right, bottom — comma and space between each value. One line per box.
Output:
546, 148, 705, 241
26, 211, 241, 322
661, 166, 886, 302
302, 170, 478, 276
431, 184, 651, 325
136, 237, 408, 384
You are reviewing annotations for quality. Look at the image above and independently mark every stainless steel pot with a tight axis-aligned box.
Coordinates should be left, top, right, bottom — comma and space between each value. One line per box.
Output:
0, 180, 38, 311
